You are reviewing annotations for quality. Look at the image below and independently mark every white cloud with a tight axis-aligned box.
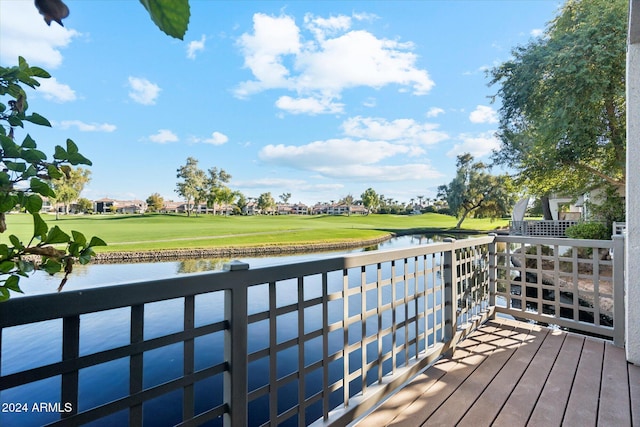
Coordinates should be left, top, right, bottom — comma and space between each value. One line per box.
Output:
37, 77, 76, 102
447, 132, 500, 158
258, 138, 439, 181
59, 120, 116, 132
304, 13, 352, 41
341, 116, 448, 145
425, 107, 445, 118
128, 77, 161, 105
469, 105, 498, 124
531, 28, 544, 37
187, 35, 206, 59
149, 129, 178, 143
235, 12, 434, 114
275, 96, 344, 115
314, 163, 442, 181
260, 138, 413, 167
193, 131, 228, 145
0, 1, 80, 68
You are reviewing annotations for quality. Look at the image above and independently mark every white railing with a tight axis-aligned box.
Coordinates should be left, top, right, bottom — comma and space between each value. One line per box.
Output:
509, 220, 579, 237
0, 235, 624, 426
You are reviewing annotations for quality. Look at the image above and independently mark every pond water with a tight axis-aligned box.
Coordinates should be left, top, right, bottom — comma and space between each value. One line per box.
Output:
14, 233, 464, 297
0, 233, 467, 427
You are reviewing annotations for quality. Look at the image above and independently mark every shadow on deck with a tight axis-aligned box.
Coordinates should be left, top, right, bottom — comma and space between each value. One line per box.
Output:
356, 318, 640, 427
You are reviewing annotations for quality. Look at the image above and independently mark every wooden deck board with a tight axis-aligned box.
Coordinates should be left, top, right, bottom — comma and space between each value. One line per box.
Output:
456, 323, 547, 427
424, 323, 530, 426
598, 343, 633, 426
562, 338, 605, 427
528, 333, 583, 426
356, 320, 638, 427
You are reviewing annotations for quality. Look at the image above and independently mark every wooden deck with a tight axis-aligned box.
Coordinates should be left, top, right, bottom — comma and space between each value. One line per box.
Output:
357, 318, 640, 427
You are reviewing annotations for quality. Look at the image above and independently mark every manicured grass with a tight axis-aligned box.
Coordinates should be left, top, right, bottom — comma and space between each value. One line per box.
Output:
1, 213, 509, 252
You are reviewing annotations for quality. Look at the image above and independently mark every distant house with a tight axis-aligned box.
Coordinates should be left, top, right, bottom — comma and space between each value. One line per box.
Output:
94, 198, 147, 214
243, 201, 260, 215
94, 198, 116, 213
291, 203, 310, 215
276, 204, 292, 215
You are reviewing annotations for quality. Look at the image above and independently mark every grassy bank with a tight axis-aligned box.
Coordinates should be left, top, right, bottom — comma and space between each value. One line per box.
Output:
2, 213, 508, 252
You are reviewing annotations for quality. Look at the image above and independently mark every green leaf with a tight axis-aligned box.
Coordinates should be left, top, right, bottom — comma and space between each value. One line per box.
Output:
67, 152, 92, 166
79, 247, 95, 264
53, 145, 68, 160
0, 261, 15, 273
0, 194, 18, 212
66, 139, 79, 154
41, 259, 62, 275
0, 244, 9, 260
68, 242, 81, 257
30, 178, 54, 197
17, 260, 34, 274
29, 66, 51, 79
4, 161, 26, 172
4, 275, 22, 293
45, 226, 70, 244
47, 164, 63, 180
23, 165, 37, 178
0, 287, 10, 302
1, 135, 21, 157
139, 0, 190, 40
32, 213, 48, 239
21, 149, 47, 163
88, 236, 107, 247
9, 234, 22, 249
21, 134, 36, 148
71, 230, 87, 246
24, 113, 51, 127
7, 115, 23, 127
24, 194, 43, 214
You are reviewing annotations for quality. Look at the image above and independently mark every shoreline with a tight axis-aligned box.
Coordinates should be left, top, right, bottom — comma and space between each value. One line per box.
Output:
90, 228, 495, 264
91, 234, 395, 263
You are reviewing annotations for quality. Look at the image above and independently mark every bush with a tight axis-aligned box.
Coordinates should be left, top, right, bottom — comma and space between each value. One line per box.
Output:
437, 208, 453, 216
565, 222, 609, 240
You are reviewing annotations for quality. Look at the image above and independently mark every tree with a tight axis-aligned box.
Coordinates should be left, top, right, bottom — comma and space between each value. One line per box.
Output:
76, 197, 93, 213
257, 192, 275, 214
51, 167, 91, 217
489, 0, 627, 198
216, 187, 236, 216
175, 157, 206, 216
0, 57, 105, 299
361, 188, 379, 214
235, 192, 248, 215
438, 154, 515, 229
205, 167, 232, 215
146, 193, 164, 212
279, 192, 291, 204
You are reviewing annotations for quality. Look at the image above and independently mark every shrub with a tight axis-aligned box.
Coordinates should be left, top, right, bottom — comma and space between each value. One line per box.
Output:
566, 222, 609, 240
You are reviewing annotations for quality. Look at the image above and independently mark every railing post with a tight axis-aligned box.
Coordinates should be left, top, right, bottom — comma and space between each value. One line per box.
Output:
61, 315, 80, 419
223, 264, 249, 427
612, 235, 625, 347
443, 238, 457, 351
488, 234, 497, 317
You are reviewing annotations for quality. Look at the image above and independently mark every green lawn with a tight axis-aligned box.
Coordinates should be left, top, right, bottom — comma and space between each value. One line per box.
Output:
1, 213, 509, 252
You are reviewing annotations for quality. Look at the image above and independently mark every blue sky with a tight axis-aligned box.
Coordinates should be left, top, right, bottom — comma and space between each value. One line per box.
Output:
0, 0, 561, 206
